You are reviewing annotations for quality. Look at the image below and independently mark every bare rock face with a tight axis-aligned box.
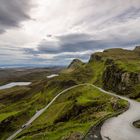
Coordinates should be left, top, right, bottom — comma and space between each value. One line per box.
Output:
89, 54, 102, 63
134, 46, 140, 52
102, 64, 140, 97
105, 58, 114, 65
134, 46, 140, 56
121, 72, 140, 85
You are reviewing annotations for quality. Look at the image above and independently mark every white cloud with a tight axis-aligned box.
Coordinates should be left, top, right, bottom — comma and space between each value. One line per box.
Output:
0, 0, 140, 66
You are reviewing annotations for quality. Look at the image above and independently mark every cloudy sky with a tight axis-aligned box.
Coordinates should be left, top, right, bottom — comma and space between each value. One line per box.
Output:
0, 0, 140, 67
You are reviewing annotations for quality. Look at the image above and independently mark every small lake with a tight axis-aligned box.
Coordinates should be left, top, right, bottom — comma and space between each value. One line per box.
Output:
0, 82, 31, 90
47, 74, 59, 79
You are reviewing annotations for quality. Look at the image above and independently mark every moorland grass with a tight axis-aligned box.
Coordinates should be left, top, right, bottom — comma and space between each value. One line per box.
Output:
16, 85, 128, 140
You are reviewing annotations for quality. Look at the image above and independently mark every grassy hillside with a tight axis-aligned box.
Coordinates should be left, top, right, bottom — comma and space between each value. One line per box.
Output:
0, 69, 87, 139
93, 47, 140, 72
86, 47, 140, 100
0, 77, 71, 139
0, 81, 46, 139
15, 85, 128, 140
62, 47, 140, 97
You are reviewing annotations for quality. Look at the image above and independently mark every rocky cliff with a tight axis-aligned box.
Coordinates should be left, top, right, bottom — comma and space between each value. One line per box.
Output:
102, 63, 140, 98
88, 46, 140, 100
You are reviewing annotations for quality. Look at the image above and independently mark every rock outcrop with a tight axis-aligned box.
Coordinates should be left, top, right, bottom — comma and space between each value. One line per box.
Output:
102, 64, 140, 98
89, 53, 102, 62
88, 46, 140, 99
68, 59, 84, 69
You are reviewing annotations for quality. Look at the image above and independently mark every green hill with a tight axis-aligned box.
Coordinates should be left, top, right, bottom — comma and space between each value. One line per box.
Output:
68, 59, 85, 70
62, 46, 140, 101
14, 85, 127, 140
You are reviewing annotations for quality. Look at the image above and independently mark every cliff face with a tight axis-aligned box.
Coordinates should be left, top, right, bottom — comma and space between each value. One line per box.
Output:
102, 64, 140, 97
88, 46, 140, 100
134, 46, 140, 52
89, 53, 102, 62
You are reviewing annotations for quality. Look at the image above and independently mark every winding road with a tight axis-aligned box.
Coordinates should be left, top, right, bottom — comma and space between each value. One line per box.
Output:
101, 95, 140, 140
6, 84, 83, 140
5, 84, 140, 140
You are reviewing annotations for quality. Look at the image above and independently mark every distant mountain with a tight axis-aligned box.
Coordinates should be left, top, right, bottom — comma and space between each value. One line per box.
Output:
68, 59, 84, 69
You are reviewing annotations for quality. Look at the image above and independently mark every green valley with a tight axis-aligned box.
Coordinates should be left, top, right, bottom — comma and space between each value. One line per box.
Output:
14, 85, 128, 140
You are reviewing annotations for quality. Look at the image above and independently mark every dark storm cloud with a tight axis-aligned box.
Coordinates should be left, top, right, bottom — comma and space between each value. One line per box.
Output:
37, 34, 98, 54
0, 0, 32, 33
58, 33, 92, 44
38, 40, 97, 54
27, 33, 140, 56
22, 33, 140, 67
